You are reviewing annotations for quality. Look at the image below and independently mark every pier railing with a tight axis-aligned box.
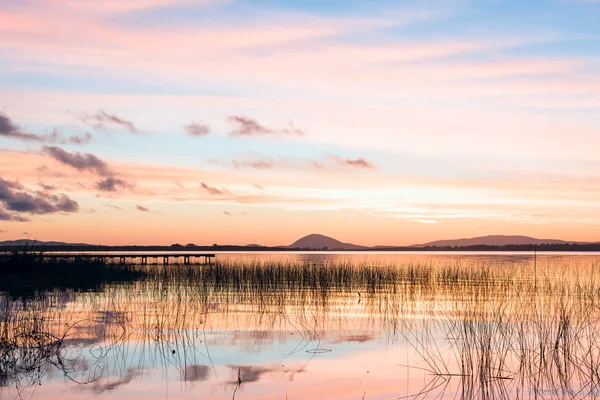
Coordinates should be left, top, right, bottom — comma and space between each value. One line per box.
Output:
2, 253, 216, 265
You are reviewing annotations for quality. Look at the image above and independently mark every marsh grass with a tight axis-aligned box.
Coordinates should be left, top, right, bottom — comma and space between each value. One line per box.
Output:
3, 256, 600, 398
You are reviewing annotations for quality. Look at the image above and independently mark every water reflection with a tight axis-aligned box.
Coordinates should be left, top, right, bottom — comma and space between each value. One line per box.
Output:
2, 254, 600, 399
182, 364, 209, 382
89, 367, 141, 394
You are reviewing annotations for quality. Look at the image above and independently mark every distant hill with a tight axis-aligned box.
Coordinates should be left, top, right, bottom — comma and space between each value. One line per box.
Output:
0, 240, 93, 247
1, 234, 595, 252
414, 235, 572, 247
289, 234, 364, 250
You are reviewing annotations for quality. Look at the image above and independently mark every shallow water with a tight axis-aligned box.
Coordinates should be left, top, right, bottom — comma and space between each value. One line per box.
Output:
2, 253, 600, 399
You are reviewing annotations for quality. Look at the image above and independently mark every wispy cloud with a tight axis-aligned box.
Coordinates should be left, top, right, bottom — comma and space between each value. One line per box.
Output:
227, 116, 305, 137
80, 110, 138, 133
102, 204, 123, 210
200, 182, 231, 196
411, 219, 438, 224
1, 115, 93, 145
221, 155, 375, 172
1, 112, 54, 142
331, 156, 376, 169
134, 204, 150, 212
232, 159, 275, 169
38, 182, 57, 191
68, 132, 93, 145
228, 116, 272, 136
53, 0, 205, 12
282, 121, 305, 136
310, 161, 326, 169
184, 122, 210, 136
310, 156, 376, 170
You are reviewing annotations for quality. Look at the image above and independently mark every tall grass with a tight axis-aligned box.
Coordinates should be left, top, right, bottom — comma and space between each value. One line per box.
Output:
2, 256, 600, 398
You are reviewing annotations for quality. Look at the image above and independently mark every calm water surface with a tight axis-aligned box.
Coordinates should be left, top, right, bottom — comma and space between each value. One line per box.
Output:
2, 252, 600, 399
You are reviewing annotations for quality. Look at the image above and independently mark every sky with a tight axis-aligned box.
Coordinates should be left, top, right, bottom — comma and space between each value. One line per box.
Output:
1, 0, 600, 246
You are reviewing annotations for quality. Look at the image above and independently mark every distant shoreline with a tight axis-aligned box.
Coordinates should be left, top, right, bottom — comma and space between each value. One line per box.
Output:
3, 243, 600, 252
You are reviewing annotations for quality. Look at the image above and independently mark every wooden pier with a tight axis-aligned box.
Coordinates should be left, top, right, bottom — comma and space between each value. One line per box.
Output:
38, 253, 216, 265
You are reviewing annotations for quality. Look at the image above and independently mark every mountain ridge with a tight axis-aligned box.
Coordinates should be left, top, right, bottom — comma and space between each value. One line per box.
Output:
0, 234, 592, 250
288, 234, 365, 250
414, 235, 574, 248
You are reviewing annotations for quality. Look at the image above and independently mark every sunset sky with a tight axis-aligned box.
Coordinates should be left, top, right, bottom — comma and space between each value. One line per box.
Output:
1, 0, 600, 246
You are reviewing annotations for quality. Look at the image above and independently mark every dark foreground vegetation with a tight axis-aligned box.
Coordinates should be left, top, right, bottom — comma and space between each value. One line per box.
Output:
0, 251, 144, 298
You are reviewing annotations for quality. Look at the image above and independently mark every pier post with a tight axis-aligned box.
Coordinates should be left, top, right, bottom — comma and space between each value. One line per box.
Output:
163, 256, 169, 264
141, 256, 147, 264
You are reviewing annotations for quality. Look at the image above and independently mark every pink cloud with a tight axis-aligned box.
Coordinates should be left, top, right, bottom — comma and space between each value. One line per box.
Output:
134, 204, 150, 212
200, 182, 231, 196
2, 1, 593, 114
80, 110, 138, 133
227, 116, 305, 137
228, 116, 273, 137
232, 159, 275, 169
333, 157, 376, 169
184, 122, 210, 136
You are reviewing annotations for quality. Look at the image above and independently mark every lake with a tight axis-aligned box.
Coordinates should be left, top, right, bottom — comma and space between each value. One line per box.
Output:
2, 252, 600, 399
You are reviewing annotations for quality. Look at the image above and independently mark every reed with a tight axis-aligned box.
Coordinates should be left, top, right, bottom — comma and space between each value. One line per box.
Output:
2, 256, 600, 399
